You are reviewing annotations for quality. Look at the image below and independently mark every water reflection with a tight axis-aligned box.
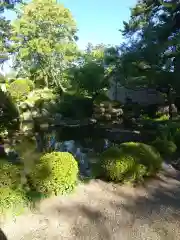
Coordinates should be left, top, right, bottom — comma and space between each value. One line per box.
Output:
2, 130, 111, 177
44, 133, 111, 177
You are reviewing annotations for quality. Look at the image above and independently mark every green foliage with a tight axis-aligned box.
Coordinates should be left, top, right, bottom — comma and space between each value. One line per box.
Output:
90, 161, 102, 179
114, 0, 180, 101
118, 142, 162, 175
145, 104, 159, 118
174, 129, 180, 150
29, 152, 79, 196
100, 146, 146, 183
0, 187, 27, 216
18, 88, 57, 122
0, 160, 22, 188
25, 79, 35, 91
0, 74, 6, 83
28, 87, 55, 100
24, 88, 56, 108
10, 0, 78, 89
0, 14, 11, 66
100, 143, 162, 183
57, 92, 93, 118
101, 146, 121, 159
154, 114, 169, 122
151, 138, 177, 157
8, 79, 32, 101
75, 62, 107, 96
157, 122, 180, 140
0, 89, 19, 131
69, 44, 109, 97
93, 93, 110, 104
0, 1, 21, 68
0, 160, 27, 217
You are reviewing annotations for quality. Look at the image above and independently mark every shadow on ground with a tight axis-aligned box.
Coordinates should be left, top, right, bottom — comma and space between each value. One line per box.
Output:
2, 168, 180, 240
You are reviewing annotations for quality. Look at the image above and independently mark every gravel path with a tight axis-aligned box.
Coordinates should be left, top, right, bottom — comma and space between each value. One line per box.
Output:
1, 166, 180, 240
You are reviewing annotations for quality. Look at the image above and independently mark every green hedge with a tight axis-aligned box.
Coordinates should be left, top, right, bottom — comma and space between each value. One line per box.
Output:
151, 138, 177, 157
100, 143, 162, 183
29, 152, 79, 196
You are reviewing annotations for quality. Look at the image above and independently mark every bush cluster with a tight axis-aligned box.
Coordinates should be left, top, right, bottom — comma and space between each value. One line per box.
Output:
100, 142, 162, 183
29, 152, 79, 196
151, 138, 177, 157
0, 187, 27, 216
0, 160, 27, 217
0, 90, 19, 131
0, 160, 22, 188
58, 93, 93, 118
0, 150, 79, 219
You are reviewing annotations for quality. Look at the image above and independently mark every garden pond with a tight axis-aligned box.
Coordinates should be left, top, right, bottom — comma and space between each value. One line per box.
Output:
2, 130, 112, 177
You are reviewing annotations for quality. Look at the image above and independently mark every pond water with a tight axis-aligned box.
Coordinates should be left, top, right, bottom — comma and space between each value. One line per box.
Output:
2, 123, 143, 177
43, 133, 111, 177
2, 130, 112, 178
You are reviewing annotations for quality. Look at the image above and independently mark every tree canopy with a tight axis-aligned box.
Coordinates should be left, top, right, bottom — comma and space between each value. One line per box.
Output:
68, 44, 110, 97
117, 0, 180, 92
10, 0, 78, 89
1, 0, 180, 128
0, 0, 22, 64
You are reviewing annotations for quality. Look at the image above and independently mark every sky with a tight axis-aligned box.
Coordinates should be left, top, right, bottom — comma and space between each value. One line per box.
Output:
3, 0, 137, 73
60, 0, 137, 48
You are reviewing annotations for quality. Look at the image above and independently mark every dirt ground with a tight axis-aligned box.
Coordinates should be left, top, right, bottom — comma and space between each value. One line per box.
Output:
1, 165, 180, 240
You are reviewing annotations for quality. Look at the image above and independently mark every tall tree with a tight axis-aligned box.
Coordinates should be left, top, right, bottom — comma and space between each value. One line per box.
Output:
118, 0, 180, 117
121, 0, 180, 88
10, 0, 78, 90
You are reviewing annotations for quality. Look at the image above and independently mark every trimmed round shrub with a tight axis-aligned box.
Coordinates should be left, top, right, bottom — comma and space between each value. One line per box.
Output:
0, 161, 22, 188
0, 187, 27, 216
100, 143, 162, 183
151, 138, 177, 157
8, 79, 32, 101
29, 152, 79, 196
